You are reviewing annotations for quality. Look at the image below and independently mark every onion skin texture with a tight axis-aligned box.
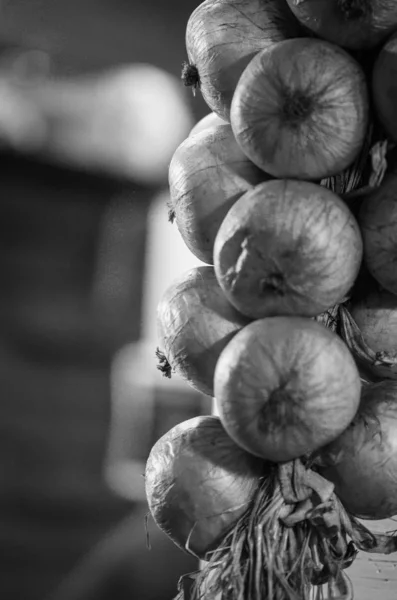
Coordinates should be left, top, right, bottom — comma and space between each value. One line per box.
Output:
157, 266, 250, 396
351, 288, 397, 358
189, 112, 225, 137
338, 287, 397, 382
168, 124, 268, 264
359, 155, 397, 295
317, 381, 397, 520
213, 179, 363, 319
373, 31, 397, 142
185, 0, 302, 121
214, 316, 361, 463
230, 38, 369, 180
145, 416, 266, 559
286, 0, 397, 50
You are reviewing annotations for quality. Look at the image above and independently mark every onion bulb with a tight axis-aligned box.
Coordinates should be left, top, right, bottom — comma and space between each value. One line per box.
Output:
214, 316, 361, 463
338, 288, 397, 382
213, 179, 363, 319
317, 380, 397, 519
351, 287, 397, 352
157, 266, 250, 396
189, 112, 225, 137
286, 0, 397, 50
184, 0, 302, 120
145, 415, 266, 559
372, 31, 397, 142
359, 152, 397, 295
168, 123, 268, 264
230, 38, 369, 180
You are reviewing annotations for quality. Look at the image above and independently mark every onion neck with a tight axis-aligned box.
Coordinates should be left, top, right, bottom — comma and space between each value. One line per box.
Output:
181, 61, 200, 92
281, 91, 313, 127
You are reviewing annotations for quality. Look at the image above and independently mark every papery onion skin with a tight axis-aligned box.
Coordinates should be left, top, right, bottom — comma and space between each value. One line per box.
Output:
213, 179, 363, 319
185, 0, 303, 121
230, 38, 369, 180
214, 316, 361, 463
317, 380, 397, 519
145, 415, 266, 559
359, 153, 397, 295
168, 123, 268, 264
286, 0, 397, 50
189, 112, 226, 137
157, 266, 251, 396
373, 31, 397, 142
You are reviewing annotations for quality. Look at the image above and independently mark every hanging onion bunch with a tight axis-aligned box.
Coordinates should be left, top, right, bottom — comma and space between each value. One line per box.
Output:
145, 417, 397, 600
184, 0, 303, 120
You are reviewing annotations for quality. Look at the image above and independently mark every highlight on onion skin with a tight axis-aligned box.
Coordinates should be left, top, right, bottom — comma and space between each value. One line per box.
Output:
168, 123, 269, 265
372, 31, 397, 142
185, 0, 303, 121
214, 316, 361, 463
230, 38, 369, 180
213, 179, 363, 320
189, 112, 226, 137
286, 0, 397, 50
156, 266, 251, 396
359, 152, 397, 295
316, 380, 397, 520
145, 415, 267, 559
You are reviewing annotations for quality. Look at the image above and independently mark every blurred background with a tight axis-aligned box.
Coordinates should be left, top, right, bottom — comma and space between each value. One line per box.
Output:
0, 1, 212, 599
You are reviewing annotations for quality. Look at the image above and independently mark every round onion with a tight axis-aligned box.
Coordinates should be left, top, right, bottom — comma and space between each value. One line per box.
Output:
184, 0, 302, 120
157, 266, 250, 396
214, 316, 361, 463
213, 179, 363, 319
230, 38, 369, 180
352, 287, 397, 356
359, 151, 397, 295
317, 380, 397, 519
168, 123, 268, 264
372, 31, 397, 142
145, 415, 266, 559
338, 287, 397, 382
286, 0, 397, 50
189, 112, 225, 137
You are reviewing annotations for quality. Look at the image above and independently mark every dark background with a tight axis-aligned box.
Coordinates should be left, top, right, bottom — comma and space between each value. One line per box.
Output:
0, 1, 208, 599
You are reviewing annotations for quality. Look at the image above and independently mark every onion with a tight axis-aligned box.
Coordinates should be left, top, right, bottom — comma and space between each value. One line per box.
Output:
168, 123, 268, 264
184, 0, 302, 121
156, 266, 250, 396
339, 287, 397, 381
189, 112, 225, 137
213, 179, 363, 319
317, 380, 397, 519
372, 31, 397, 142
230, 38, 369, 180
214, 316, 361, 463
144, 415, 266, 559
351, 287, 397, 351
359, 150, 397, 295
286, 0, 397, 50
